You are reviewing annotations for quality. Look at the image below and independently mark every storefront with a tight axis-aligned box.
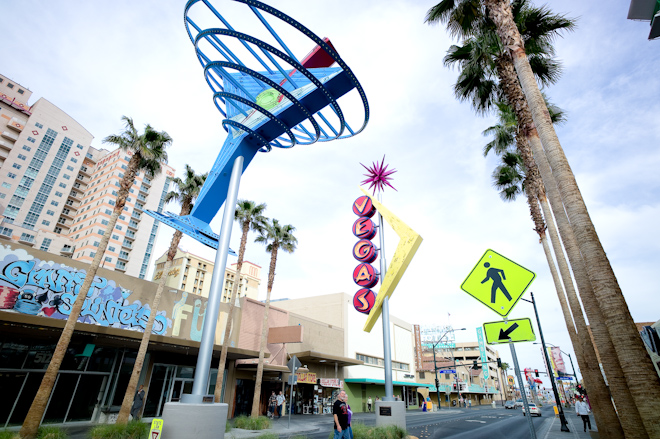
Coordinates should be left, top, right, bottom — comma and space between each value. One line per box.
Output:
343, 378, 431, 412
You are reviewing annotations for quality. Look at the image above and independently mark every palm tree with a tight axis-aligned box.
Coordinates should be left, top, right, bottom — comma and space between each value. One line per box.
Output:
116, 164, 207, 423
250, 219, 297, 417
213, 200, 268, 402
438, 1, 660, 437
20, 116, 171, 439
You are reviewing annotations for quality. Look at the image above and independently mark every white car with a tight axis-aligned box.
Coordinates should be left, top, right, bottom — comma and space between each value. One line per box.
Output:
522, 403, 542, 417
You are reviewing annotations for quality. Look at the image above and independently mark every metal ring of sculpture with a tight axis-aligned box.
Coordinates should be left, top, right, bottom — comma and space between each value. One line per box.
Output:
184, 0, 369, 151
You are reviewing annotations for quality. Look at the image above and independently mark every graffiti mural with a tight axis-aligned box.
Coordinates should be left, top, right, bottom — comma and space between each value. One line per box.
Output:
0, 244, 171, 335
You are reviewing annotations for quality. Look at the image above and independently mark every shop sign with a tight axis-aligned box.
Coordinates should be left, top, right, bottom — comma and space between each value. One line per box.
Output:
319, 378, 342, 388
296, 372, 317, 384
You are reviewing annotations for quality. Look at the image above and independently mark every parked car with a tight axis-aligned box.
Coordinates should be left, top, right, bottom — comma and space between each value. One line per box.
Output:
504, 401, 516, 409
522, 403, 542, 417
514, 399, 524, 409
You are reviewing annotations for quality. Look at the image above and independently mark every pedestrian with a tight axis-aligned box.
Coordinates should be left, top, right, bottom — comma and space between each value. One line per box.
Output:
277, 390, 285, 418
333, 390, 350, 439
468, 399, 472, 409
268, 391, 277, 419
367, 396, 372, 413
576, 397, 592, 432
343, 391, 354, 439
130, 385, 145, 420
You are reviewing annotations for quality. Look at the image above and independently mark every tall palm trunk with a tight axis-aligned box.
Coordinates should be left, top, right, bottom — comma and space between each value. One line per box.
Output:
116, 200, 192, 423
251, 243, 278, 417
499, 60, 622, 435
531, 131, 647, 438
20, 156, 141, 439
484, 2, 660, 433
214, 220, 251, 402
489, 10, 651, 435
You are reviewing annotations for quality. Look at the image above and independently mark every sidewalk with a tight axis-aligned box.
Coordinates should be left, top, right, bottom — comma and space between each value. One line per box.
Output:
540, 414, 599, 439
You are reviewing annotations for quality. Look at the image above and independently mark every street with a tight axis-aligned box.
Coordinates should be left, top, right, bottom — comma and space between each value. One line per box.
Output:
300, 405, 552, 439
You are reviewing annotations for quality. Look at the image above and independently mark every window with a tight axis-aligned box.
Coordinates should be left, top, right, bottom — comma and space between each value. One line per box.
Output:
27, 137, 36, 143
112, 234, 119, 240
105, 209, 112, 215
70, 158, 77, 163
46, 210, 54, 216
18, 89, 24, 94
419, 372, 425, 379
105, 257, 112, 263
12, 163, 21, 170
59, 183, 66, 188
7, 83, 14, 89
22, 145, 31, 151
62, 174, 70, 180
77, 144, 83, 150
42, 220, 50, 226
55, 191, 62, 197
35, 123, 44, 129
109, 246, 116, 252
101, 219, 109, 225
90, 252, 96, 258
40, 238, 52, 252
7, 173, 16, 179
119, 215, 125, 221
19, 233, 35, 243
0, 193, 5, 199
2, 182, 11, 189
109, 200, 115, 206
50, 201, 59, 206
17, 154, 27, 160
116, 225, 122, 231
54, 227, 62, 234
67, 165, 74, 171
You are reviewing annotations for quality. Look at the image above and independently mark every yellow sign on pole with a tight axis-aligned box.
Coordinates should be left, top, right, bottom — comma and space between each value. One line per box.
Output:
359, 188, 423, 332
150, 418, 164, 439
460, 249, 535, 316
483, 318, 536, 344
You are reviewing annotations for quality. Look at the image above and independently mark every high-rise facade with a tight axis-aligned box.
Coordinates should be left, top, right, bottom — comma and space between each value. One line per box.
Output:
152, 248, 262, 301
0, 73, 174, 279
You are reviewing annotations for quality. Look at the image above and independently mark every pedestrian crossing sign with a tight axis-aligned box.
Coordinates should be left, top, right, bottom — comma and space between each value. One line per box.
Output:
460, 249, 535, 317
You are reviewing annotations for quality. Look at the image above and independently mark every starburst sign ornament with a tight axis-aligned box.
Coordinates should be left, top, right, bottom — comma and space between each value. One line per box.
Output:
361, 156, 397, 194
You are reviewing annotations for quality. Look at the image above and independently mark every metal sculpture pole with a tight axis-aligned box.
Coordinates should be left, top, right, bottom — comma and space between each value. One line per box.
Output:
184, 155, 244, 403
377, 192, 394, 401
145, 0, 369, 412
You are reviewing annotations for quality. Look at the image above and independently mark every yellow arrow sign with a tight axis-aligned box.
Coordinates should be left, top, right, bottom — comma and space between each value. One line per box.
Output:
460, 249, 535, 316
360, 188, 423, 332
483, 318, 536, 344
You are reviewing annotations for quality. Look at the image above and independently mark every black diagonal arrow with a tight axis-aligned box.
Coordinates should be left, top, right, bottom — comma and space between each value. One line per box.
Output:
498, 323, 519, 340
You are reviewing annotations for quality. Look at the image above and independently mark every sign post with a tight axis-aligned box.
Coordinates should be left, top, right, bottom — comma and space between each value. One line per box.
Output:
287, 355, 301, 429
509, 342, 537, 439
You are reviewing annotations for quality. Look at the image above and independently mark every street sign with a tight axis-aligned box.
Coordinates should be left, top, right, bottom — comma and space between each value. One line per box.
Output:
439, 369, 456, 374
476, 328, 489, 378
287, 355, 302, 373
150, 419, 163, 439
556, 376, 573, 381
288, 375, 298, 385
483, 318, 536, 344
461, 249, 535, 316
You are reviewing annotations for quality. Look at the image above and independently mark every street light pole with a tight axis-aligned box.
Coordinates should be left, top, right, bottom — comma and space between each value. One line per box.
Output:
431, 327, 465, 410
523, 292, 570, 432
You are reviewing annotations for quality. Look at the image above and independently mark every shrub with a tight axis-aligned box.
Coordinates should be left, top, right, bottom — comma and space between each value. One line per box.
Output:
88, 421, 148, 439
0, 431, 21, 439
37, 426, 68, 439
233, 416, 271, 430
349, 422, 407, 439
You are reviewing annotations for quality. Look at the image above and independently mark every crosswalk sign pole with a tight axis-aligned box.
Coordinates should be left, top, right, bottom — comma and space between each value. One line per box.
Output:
510, 342, 537, 439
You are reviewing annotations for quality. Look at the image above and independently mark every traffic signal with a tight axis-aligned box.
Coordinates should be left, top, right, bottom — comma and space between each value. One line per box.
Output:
453, 383, 457, 391
435, 378, 440, 388
534, 369, 539, 377
497, 358, 503, 368
473, 360, 480, 369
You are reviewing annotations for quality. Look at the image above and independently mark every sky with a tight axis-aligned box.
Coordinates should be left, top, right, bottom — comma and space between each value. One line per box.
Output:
3, 0, 659, 387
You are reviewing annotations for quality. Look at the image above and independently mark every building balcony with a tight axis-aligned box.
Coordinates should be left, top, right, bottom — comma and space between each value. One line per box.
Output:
118, 252, 130, 261
138, 185, 149, 195
75, 174, 86, 184
0, 228, 13, 240
121, 241, 133, 250
7, 118, 24, 132
78, 165, 92, 177
1, 130, 19, 142
60, 210, 75, 220
127, 221, 138, 231
0, 138, 13, 150
60, 246, 74, 255
115, 263, 127, 272
18, 236, 35, 246
68, 190, 81, 201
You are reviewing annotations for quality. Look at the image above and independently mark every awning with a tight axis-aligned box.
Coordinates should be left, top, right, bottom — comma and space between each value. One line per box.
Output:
291, 350, 364, 368
344, 378, 434, 388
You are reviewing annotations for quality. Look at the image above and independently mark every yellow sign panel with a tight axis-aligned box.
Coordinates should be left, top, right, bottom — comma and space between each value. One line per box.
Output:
483, 318, 536, 344
296, 372, 317, 384
150, 419, 163, 439
507, 375, 515, 386
461, 249, 535, 316
360, 188, 423, 332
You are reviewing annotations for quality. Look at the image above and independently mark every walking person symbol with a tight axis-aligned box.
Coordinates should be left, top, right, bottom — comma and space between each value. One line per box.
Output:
481, 262, 512, 303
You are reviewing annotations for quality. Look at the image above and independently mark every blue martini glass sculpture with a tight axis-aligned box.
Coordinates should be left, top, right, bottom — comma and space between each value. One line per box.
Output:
146, 0, 369, 402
